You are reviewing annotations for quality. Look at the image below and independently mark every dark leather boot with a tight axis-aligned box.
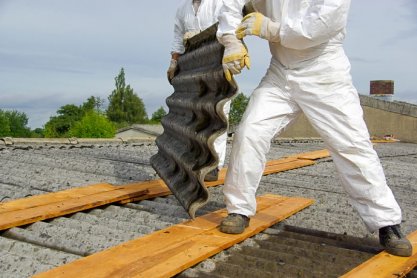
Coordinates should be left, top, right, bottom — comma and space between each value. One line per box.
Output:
379, 224, 412, 257
204, 168, 219, 181
219, 213, 250, 234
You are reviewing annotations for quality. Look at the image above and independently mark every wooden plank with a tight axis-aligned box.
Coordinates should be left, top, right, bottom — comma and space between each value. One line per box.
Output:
1, 153, 321, 230
34, 194, 314, 278
341, 230, 417, 278
0, 185, 149, 230
287, 149, 330, 160
0, 183, 115, 213
263, 159, 315, 175
203, 158, 312, 188
265, 157, 300, 166
118, 180, 171, 204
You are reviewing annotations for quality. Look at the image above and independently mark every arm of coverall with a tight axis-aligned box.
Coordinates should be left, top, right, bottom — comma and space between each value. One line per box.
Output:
280, 0, 351, 50
171, 6, 186, 55
217, 0, 251, 38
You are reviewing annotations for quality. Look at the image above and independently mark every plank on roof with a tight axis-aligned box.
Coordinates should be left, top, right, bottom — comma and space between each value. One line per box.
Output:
0, 185, 149, 230
33, 194, 314, 278
0, 150, 325, 230
0, 183, 114, 213
341, 230, 417, 278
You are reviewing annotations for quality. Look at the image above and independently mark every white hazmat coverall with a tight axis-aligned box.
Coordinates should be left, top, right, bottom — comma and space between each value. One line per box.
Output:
217, 0, 402, 232
171, 0, 230, 169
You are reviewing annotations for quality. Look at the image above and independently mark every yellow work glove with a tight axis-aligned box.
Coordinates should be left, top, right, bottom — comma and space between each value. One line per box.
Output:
218, 34, 251, 82
167, 59, 178, 84
236, 12, 280, 42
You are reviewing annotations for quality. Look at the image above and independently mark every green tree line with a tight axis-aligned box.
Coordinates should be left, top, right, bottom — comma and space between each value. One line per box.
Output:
1, 68, 249, 139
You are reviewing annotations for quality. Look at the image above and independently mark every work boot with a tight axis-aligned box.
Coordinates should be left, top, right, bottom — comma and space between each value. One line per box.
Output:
219, 213, 250, 234
379, 224, 412, 257
204, 168, 219, 182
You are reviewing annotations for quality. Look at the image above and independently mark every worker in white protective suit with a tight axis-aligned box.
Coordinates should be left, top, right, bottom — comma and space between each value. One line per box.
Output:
168, 0, 231, 181
216, 0, 412, 257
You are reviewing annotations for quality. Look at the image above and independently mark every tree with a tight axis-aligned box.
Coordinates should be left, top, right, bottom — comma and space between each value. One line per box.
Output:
31, 128, 45, 138
44, 104, 83, 137
106, 68, 148, 125
150, 106, 167, 123
5, 110, 31, 137
44, 96, 105, 138
0, 110, 11, 137
229, 92, 249, 125
0, 109, 31, 137
68, 111, 116, 138
81, 96, 105, 113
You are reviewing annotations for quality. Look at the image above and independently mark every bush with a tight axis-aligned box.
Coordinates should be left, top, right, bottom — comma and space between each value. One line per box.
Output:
68, 111, 116, 138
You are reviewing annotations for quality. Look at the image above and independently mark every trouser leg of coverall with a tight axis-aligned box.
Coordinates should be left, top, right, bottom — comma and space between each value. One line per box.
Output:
214, 99, 231, 168
224, 72, 301, 217
224, 56, 402, 232
292, 77, 402, 232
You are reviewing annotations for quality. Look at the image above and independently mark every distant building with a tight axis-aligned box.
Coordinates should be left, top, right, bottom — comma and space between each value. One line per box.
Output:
116, 124, 163, 140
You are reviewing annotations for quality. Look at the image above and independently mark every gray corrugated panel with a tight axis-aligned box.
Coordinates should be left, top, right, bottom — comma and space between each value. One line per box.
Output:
0, 141, 416, 277
0, 183, 47, 202
151, 24, 238, 218
92, 205, 177, 230
0, 236, 80, 271
67, 211, 147, 234
180, 227, 376, 278
3, 223, 123, 256
0, 146, 155, 191
3, 148, 154, 178
0, 251, 55, 278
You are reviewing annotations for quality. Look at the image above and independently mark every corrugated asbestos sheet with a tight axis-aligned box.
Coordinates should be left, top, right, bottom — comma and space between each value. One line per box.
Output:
0, 141, 417, 277
150, 24, 238, 218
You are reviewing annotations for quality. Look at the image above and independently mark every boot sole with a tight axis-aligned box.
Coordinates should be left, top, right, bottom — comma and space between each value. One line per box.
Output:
204, 176, 218, 182
386, 246, 413, 257
219, 225, 246, 234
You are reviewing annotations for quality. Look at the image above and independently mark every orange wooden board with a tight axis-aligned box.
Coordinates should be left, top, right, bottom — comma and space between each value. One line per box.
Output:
33, 194, 314, 278
0, 185, 149, 230
341, 230, 417, 278
263, 159, 315, 175
0, 183, 114, 213
1, 150, 325, 230
287, 149, 330, 160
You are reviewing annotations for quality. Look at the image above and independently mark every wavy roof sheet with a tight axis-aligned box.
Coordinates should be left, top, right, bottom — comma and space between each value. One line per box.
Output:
150, 24, 238, 218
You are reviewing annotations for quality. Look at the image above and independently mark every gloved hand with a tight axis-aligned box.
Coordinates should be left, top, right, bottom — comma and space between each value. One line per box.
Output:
183, 31, 200, 43
167, 58, 178, 84
236, 12, 280, 42
218, 34, 251, 82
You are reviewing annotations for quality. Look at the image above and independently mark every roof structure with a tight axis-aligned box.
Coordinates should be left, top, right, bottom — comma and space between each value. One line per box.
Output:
0, 139, 416, 277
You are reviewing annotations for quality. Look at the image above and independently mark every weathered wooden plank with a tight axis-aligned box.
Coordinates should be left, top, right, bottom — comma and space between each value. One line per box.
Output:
0, 186, 149, 230
287, 149, 331, 160
263, 159, 315, 175
33, 194, 314, 278
1, 154, 321, 230
0, 183, 115, 213
341, 230, 417, 278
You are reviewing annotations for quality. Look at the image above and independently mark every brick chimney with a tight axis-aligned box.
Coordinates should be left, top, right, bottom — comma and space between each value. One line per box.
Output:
370, 80, 394, 101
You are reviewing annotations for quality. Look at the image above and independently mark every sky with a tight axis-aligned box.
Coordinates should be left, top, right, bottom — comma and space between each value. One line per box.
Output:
0, 0, 416, 129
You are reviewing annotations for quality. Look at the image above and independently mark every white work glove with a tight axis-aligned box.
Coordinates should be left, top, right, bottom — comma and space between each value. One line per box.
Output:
167, 59, 178, 84
236, 12, 280, 42
218, 34, 250, 82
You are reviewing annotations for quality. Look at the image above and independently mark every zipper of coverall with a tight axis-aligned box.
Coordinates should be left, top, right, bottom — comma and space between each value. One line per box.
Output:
192, 0, 202, 31
281, 0, 291, 92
